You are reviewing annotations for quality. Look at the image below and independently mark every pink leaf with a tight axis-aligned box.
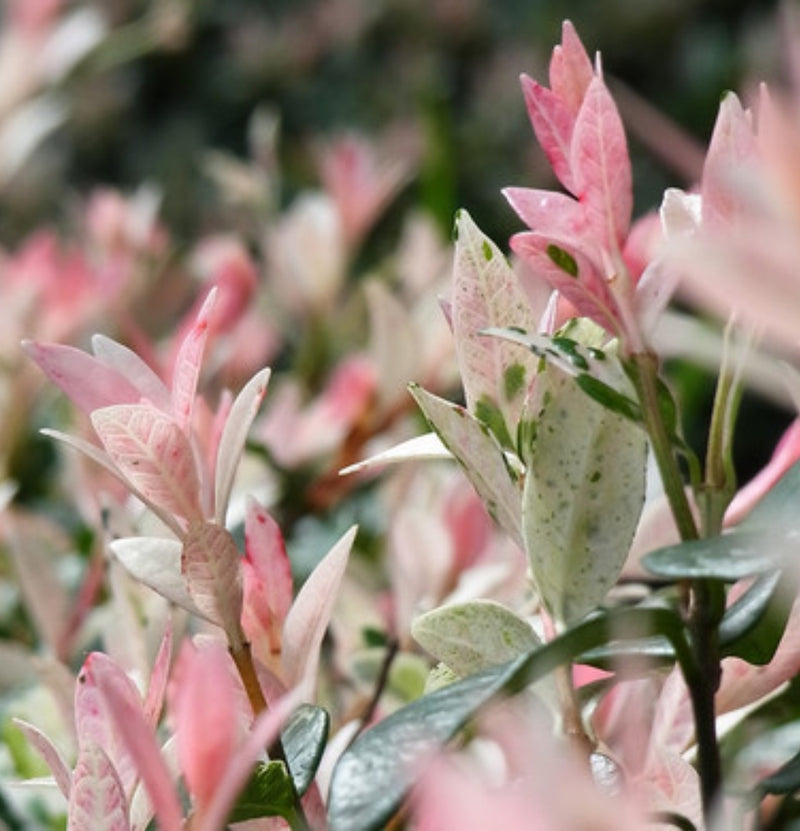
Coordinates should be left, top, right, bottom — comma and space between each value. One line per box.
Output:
67, 743, 130, 831
171, 288, 216, 432
143, 620, 172, 729
22, 340, 142, 415
91, 404, 203, 524
92, 656, 183, 831
549, 21, 594, 115
242, 498, 293, 666
503, 187, 587, 239
570, 76, 632, 252
451, 210, 539, 430
182, 520, 244, 647
282, 525, 356, 698
90, 335, 171, 413
169, 641, 239, 812
520, 75, 577, 192
214, 367, 271, 524
12, 718, 72, 798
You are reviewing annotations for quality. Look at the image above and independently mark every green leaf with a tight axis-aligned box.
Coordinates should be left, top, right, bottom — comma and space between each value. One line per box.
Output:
282, 704, 329, 796
227, 760, 296, 823
411, 599, 540, 677
409, 384, 523, 548
754, 748, 800, 796
328, 606, 690, 831
719, 570, 795, 664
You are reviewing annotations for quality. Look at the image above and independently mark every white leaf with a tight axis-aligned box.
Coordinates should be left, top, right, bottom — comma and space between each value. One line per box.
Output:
339, 432, 452, 476
91, 335, 171, 413
12, 718, 72, 799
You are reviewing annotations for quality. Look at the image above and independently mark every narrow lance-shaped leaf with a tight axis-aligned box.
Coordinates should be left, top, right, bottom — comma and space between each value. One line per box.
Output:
409, 384, 523, 549
12, 718, 72, 798
68, 743, 130, 831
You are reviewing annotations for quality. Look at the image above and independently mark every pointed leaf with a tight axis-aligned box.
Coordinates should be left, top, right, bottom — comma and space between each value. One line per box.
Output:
68, 743, 130, 831
521, 360, 646, 623
143, 620, 173, 728
282, 526, 356, 696
214, 367, 271, 524
339, 432, 452, 476
23, 340, 142, 415
411, 599, 540, 677
182, 520, 244, 646
12, 718, 72, 798
109, 536, 204, 617
570, 76, 632, 251
549, 20, 593, 114
91, 404, 203, 523
171, 288, 216, 432
451, 210, 539, 433
226, 760, 296, 823
281, 704, 330, 796
409, 384, 523, 548
91, 334, 171, 413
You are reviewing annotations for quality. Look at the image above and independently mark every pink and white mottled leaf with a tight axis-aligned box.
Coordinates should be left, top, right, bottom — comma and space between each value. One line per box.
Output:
171, 288, 216, 432
93, 658, 183, 831
12, 718, 72, 798
76, 653, 143, 797
214, 367, 271, 525
410, 385, 523, 549
242, 497, 293, 661
520, 75, 576, 192
451, 210, 539, 430
182, 520, 244, 647
169, 641, 238, 811
282, 525, 356, 698
199, 689, 302, 831
41, 430, 184, 538
91, 404, 203, 524
143, 619, 172, 729
23, 340, 142, 414
570, 76, 632, 253
109, 536, 203, 617
67, 742, 130, 831
91, 335, 171, 413
503, 188, 587, 240
549, 20, 593, 115
339, 431, 451, 476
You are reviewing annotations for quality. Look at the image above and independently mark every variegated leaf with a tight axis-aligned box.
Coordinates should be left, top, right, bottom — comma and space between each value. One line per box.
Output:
91, 404, 203, 524
91, 335, 171, 413
12, 718, 72, 798
409, 384, 523, 549
68, 742, 130, 831
451, 210, 539, 439
182, 520, 244, 647
339, 432, 451, 476
521, 360, 646, 624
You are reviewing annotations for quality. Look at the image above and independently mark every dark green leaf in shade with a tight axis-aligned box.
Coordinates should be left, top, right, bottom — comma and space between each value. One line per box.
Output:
282, 704, 329, 796
546, 243, 579, 276
227, 760, 296, 823
574, 374, 641, 422
754, 748, 800, 796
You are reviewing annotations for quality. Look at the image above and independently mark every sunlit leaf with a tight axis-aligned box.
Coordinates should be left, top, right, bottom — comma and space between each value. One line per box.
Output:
282, 704, 329, 796
68, 743, 130, 831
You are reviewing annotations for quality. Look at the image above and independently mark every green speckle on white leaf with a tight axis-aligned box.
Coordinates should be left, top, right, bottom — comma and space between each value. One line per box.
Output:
503, 362, 526, 403
481, 239, 493, 261
546, 244, 578, 277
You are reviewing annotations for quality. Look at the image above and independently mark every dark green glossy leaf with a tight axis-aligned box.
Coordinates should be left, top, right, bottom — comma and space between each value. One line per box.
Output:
719, 571, 795, 665
574, 374, 641, 422
282, 704, 329, 796
227, 760, 295, 823
755, 748, 800, 796
579, 634, 676, 668
327, 606, 689, 831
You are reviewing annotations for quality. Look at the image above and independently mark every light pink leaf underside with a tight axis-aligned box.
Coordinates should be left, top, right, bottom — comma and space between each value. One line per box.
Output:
282, 525, 356, 697
23, 341, 142, 415
520, 75, 576, 193
91, 404, 203, 524
570, 77, 632, 253
93, 659, 183, 831
91, 335, 171, 413
76, 653, 143, 797
409, 385, 523, 549
143, 619, 172, 729
12, 718, 72, 798
451, 210, 538, 430
243, 497, 293, 639
503, 188, 587, 239
171, 289, 216, 432
182, 520, 244, 646
510, 232, 620, 337
68, 742, 130, 831
549, 20, 593, 115
214, 367, 271, 525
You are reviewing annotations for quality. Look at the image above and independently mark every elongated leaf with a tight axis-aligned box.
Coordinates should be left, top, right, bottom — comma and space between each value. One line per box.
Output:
91, 404, 202, 523
328, 605, 688, 831
68, 743, 130, 831
754, 748, 800, 797
172, 288, 216, 432
451, 210, 538, 435
12, 718, 72, 798
143, 620, 173, 728
282, 704, 329, 796
409, 384, 523, 548
411, 599, 540, 677
521, 359, 646, 623
339, 432, 451, 476
214, 367, 271, 524
549, 21, 593, 113
182, 521, 244, 647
